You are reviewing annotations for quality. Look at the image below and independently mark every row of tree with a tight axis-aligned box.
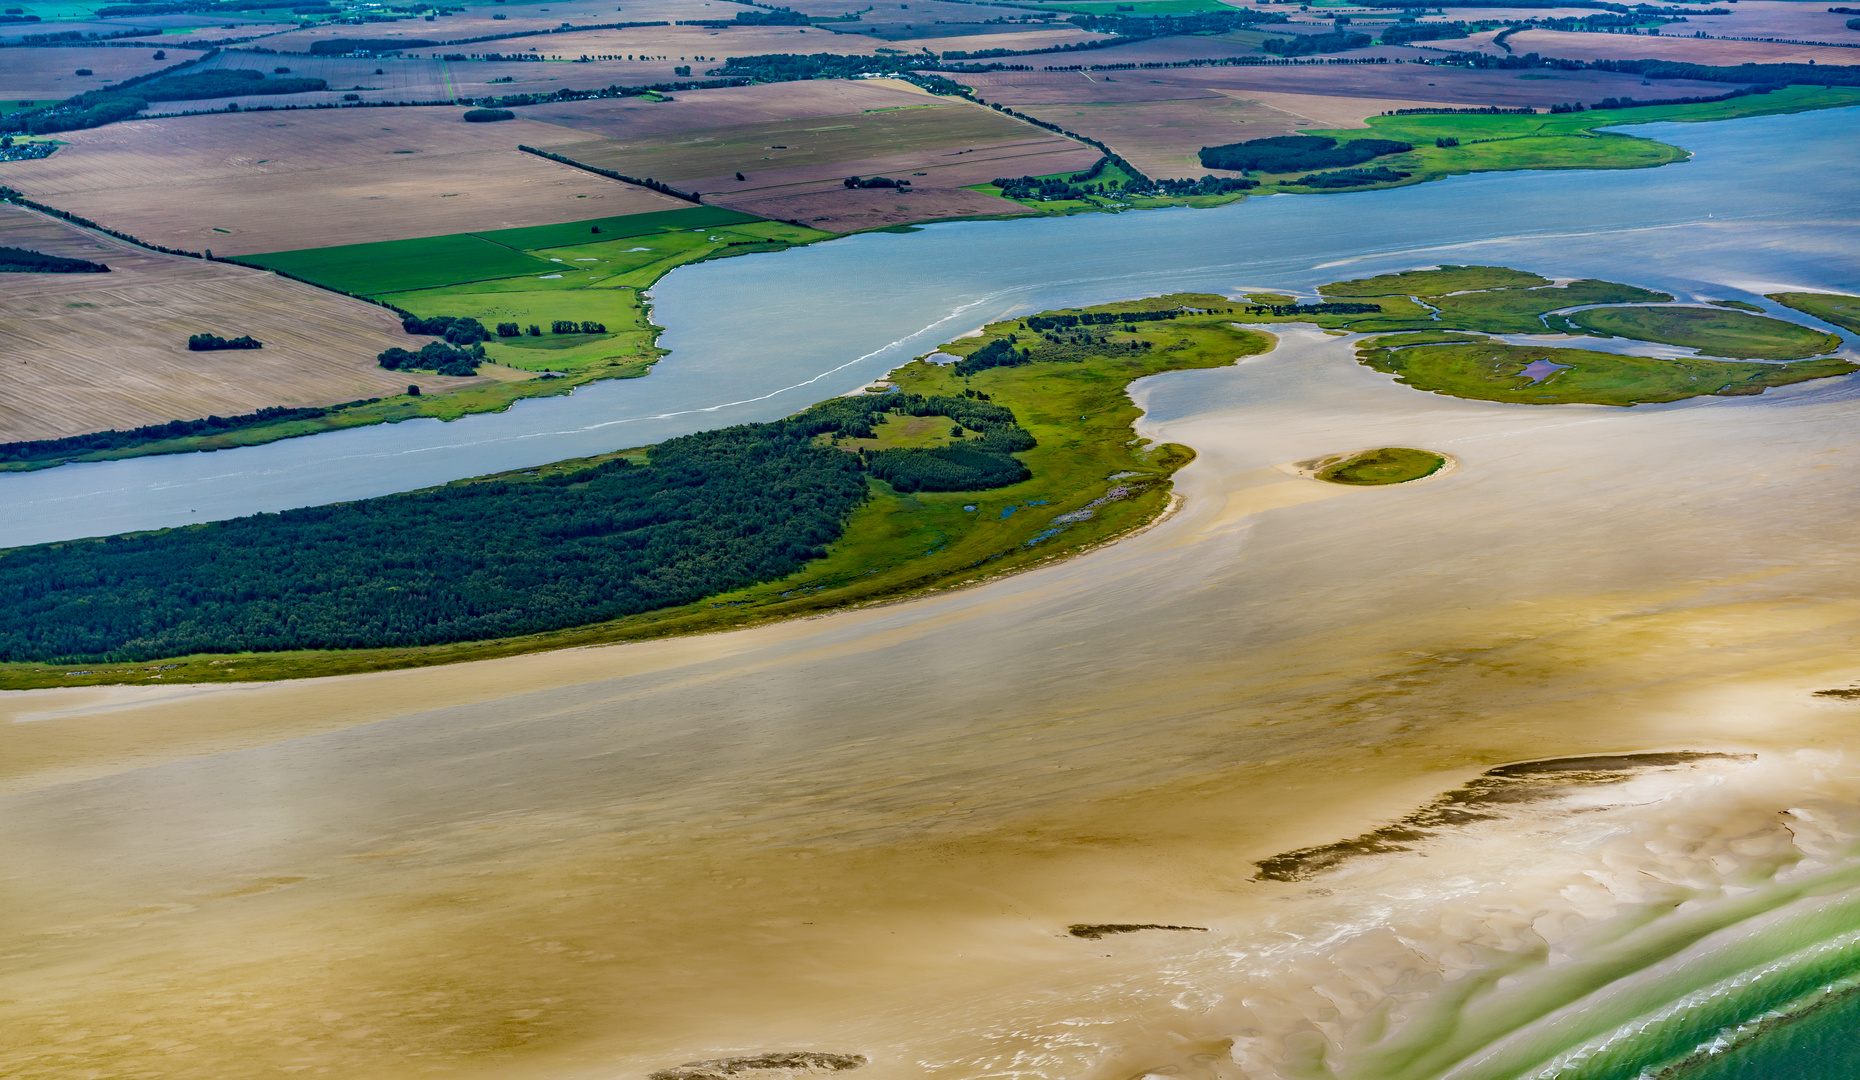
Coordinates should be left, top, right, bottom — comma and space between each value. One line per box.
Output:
0, 401, 379, 465
1198, 135, 1412, 174
0, 244, 108, 273
187, 332, 262, 351
1292, 166, 1413, 189
378, 341, 483, 376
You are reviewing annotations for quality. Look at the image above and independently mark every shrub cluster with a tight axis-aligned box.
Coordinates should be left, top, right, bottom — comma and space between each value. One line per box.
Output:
402, 313, 490, 344
843, 175, 908, 189
187, 332, 262, 350
463, 107, 515, 122
1261, 30, 1370, 56
377, 341, 482, 376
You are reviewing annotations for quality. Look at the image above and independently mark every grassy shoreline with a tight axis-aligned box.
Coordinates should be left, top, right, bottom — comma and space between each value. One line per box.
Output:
6, 259, 1854, 689
0, 295, 1268, 690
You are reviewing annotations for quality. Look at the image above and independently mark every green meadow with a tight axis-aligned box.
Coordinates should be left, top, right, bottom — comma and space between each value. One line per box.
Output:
1358, 340, 1856, 406
1769, 292, 1860, 336
1570, 305, 1843, 360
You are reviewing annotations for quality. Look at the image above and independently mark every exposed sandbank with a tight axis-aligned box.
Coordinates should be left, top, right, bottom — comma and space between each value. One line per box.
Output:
6, 328, 1860, 1080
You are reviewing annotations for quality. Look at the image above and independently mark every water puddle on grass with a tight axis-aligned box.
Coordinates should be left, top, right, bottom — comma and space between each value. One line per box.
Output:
1519, 358, 1574, 383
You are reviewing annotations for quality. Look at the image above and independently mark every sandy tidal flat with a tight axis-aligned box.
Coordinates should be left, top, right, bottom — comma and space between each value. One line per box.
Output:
7, 324, 1860, 1078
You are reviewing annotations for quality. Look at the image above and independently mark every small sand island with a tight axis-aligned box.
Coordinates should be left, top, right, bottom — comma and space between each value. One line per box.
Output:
1300, 447, 1451, 486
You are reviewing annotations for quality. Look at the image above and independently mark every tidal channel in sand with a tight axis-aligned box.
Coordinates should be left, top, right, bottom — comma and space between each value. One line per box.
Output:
8, 317, 1860, 1078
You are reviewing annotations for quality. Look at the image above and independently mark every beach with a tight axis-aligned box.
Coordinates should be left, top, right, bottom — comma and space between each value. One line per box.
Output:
6, 327, 1860, 1079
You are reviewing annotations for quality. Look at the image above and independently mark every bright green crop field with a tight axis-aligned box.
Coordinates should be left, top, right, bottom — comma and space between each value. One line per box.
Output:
1570, 305, 1843, 360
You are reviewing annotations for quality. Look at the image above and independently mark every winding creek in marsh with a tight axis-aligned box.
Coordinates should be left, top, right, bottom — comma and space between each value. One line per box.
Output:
2, 107, 1857, 547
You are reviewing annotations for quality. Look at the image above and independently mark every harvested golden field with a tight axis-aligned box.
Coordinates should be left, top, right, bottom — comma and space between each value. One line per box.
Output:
0, 108, 686, 255
546, 97, 1093, 227
961, 62, 1751, 111
0, 206, 485, 442
1013, 93, 1445, 178
1495, 27, 1860, 66
1684, 0, 1860, 42
522, 78, 978, 139
555, 97, 1092, 183
0, 47, 175, 100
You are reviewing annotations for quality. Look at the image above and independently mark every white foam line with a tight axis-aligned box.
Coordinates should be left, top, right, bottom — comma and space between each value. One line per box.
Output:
1309, 220, 1736, 273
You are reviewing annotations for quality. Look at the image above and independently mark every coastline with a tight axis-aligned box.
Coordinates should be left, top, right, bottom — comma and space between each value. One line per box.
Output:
5, 88, 1853, 473
10, 314, 1860, 1076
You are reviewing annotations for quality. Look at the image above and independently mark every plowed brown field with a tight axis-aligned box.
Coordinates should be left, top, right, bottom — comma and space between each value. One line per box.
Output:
0, 205, 485, 442
545, 97, 1094, 227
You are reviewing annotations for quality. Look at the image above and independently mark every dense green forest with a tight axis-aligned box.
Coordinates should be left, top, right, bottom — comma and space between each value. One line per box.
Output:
0, 394, 1043, 662
0, 245, 107, 272
2, 67, 330, 135
1198, 136, 1413, 174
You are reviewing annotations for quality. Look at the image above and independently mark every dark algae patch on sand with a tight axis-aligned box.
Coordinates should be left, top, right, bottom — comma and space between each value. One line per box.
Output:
1068, 924, 1209, 940
1256, 753, 1752, 882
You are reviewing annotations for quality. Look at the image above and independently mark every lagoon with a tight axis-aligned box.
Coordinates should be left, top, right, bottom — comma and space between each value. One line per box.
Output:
2, 107, 1856, 548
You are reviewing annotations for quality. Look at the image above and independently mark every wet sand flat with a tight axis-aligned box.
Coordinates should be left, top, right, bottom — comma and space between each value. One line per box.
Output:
5, 329, 1860, 1079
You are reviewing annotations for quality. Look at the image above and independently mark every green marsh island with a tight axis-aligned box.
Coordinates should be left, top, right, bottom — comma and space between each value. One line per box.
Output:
3, 265, 1853, 689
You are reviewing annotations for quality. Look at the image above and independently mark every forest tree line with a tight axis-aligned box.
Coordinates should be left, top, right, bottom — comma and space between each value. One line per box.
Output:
0, 394, 1046, 662
1198, 135, 1413, 174
0, 245, 108, 273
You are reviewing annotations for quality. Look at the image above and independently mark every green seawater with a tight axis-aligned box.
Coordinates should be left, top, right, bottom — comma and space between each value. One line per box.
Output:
1679, 988, 1860, 1080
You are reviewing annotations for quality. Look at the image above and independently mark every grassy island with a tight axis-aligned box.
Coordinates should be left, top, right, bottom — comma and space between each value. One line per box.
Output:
0, 295, 1270, 688
1769, 292, 1860, 336
1312, 448, 1447, 486
1357, 340, 1855, 406
1568, 305, 1843, 360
